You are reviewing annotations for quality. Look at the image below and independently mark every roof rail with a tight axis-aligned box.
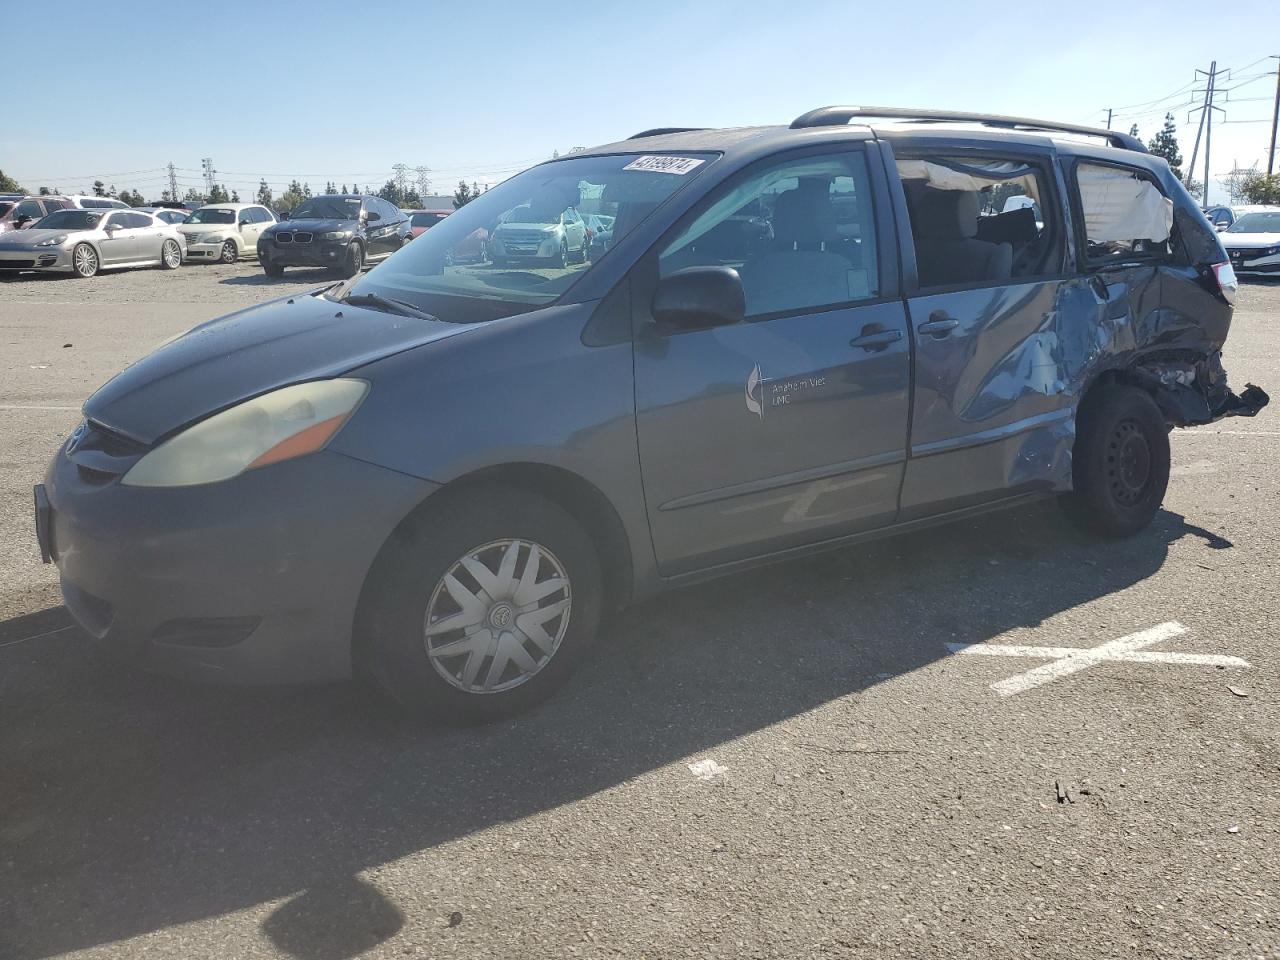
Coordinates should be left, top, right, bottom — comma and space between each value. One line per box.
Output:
789, 106, 1146, 153
628, 127, 708, 140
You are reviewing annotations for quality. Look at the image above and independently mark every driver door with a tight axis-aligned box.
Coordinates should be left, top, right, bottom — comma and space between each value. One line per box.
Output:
97, 212, 136, 263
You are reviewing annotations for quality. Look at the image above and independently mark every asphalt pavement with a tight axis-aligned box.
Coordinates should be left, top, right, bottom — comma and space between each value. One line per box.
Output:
1, 262, 1277, 959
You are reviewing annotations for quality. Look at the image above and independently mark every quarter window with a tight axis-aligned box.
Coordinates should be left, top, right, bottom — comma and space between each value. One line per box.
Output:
1074, 162, 1174, 261
660, 150, 880, 318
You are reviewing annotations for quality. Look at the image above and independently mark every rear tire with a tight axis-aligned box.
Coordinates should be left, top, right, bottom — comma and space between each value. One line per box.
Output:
359, 485, 603, 724
1062, 384, 1170, 537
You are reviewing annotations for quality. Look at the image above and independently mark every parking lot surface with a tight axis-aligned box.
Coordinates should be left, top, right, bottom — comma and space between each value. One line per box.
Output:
1, 264, 1277, 959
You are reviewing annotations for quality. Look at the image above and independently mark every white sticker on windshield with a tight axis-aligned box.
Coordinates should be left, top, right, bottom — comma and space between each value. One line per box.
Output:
623, 155, 705, 176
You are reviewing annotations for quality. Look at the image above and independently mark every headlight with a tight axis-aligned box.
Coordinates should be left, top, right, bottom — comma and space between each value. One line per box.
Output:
320, 231, 348, 241
122, 379, 368, 487
36, 234, 68, 247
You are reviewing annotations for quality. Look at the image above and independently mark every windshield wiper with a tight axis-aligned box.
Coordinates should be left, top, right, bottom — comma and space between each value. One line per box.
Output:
339, 292, 439, 322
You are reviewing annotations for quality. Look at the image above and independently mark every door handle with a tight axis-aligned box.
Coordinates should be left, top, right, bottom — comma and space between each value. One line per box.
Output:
850, 326, 903, 351
917, 314, 959, 338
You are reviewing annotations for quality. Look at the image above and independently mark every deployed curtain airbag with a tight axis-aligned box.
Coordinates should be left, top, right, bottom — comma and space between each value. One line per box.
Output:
1076, 166, 1173, 243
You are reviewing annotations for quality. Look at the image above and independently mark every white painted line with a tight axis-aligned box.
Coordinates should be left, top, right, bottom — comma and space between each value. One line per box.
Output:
1174, 430, 1280, 437
687, 758, 727, 781
945, 621, 1250, 697
0, 403, 81, 411
0, 624, 77, 649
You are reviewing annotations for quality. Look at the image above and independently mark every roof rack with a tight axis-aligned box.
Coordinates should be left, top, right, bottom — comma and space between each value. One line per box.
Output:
628, 127, 708, 140
788, 106, 1146, 153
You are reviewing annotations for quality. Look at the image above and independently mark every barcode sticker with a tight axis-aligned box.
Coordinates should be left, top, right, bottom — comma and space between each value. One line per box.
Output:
622, 156, 705, 175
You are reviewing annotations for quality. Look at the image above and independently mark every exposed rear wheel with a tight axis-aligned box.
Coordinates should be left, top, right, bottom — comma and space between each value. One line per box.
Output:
360, 485, 603, 724
1062, 383, 1170, 537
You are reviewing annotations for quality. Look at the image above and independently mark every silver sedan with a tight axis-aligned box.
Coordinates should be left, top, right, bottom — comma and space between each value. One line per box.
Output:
0, 208, 186, 278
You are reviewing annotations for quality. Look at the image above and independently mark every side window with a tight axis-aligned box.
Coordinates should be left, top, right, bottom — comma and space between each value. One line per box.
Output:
100, 212, 121, 229
659, 150, 880, 318
1073, 162, 1174, 262
16, 200, 43, 221
899, 155, 1060, 288
379, 198, 399, 221
256, 207, 274, 223
124, 212, 152, 228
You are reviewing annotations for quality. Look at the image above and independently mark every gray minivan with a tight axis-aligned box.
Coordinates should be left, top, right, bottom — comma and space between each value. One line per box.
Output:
37, 107, 1267, 721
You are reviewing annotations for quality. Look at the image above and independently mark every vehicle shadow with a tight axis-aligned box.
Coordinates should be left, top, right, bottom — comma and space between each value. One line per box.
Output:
0, 503, 1214, 958
218, 269, 337, 287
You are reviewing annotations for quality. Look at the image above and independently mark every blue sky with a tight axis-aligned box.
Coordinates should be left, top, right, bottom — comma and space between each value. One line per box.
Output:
5, 0, 1278, 205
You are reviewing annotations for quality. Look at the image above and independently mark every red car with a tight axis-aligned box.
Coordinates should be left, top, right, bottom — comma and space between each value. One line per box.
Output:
406, 208, 489, 262
0, 196, 71, 233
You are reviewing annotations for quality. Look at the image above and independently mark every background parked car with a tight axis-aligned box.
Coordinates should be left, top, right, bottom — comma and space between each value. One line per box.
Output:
407, 209, 451, 238
179, 204, 277, 264
1204, 204, 1275, 232
1219, 208, 1280, 277
585, 212, 614, 260
61, 195, 129, 210
0, 208, 184, 277
137, 206, 191, 225
489, 204, 589, 267
0, 196, 71, 233
257, 194, 409, 278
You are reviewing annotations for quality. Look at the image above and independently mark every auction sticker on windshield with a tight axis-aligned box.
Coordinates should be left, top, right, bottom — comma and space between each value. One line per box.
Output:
623, 156, 706, 175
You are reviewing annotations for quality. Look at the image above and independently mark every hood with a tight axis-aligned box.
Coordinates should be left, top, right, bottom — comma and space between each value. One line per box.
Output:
179, 221, 235, 236
1221, 232, 1280, 248
495, 221, 557, 234
0, 227, 77, 248
268, 218, 356, 233
84, 292, 469, 444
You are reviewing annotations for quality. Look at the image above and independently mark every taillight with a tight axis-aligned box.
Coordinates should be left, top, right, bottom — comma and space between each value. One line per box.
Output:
1211, 261, 1238, 305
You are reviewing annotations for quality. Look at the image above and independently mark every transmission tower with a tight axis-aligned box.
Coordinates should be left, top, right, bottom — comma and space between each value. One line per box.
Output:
167, 162, 179, 202
392, 162, 409, 197
414, 165, 431, 197
201, 157, 217, 196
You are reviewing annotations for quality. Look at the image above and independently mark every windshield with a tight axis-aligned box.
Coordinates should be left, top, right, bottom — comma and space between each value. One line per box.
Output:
292, 197, 362, 220
343, 152, 714, 322
1227, 212, 1280, 234
36, 210, 102, 231
186, 208, 236, 225
410, 212, 448, 227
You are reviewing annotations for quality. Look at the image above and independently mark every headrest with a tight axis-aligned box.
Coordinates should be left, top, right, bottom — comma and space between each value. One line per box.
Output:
911, 186, 981, 240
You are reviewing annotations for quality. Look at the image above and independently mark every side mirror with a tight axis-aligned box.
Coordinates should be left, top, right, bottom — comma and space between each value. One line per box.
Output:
652, 266, 746, 330
279, 211, 290, 220
1214, 222, 1228, 232
239, 219, 250, 227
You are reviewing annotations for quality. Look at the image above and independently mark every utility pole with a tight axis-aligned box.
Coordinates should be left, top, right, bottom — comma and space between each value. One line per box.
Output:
167, 162, 178, 202
1204, 66, 1215, 206
1105, 108, 1113, 130
1267, 55, 1279, 177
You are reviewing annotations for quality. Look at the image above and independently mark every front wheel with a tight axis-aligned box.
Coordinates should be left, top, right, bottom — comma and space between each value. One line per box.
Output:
71, 243, 98, 278
261, 260, 284, 277
218, 239, 238, 264
336, 241, 363, 278
1062, 383, 1170, 537
555, 240, 568, 269
360, 485, 603, 724
159, 239, 182, 269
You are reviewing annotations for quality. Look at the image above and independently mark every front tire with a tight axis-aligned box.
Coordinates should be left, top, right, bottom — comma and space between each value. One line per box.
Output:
218, 239, 238, 264
360, 485, 603, 724
1062, 384, 1170, 537
159, 239, 182, 269
336, 241, 363, 278
262, 260, 284, 277
71, 243, 98, 278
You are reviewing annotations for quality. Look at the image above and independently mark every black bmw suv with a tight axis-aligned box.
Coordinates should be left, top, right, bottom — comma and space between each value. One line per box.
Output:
258, 194, 410, 278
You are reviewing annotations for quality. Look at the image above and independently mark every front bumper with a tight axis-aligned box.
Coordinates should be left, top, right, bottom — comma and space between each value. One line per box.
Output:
182, 238, 234, 260
41, 445, 437, 684
258, 237, 348, 269
0, 247, 73, 272
1227, 251, 1280, 276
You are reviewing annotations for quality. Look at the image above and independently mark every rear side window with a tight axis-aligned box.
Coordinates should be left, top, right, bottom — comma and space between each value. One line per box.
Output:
660, 149, 880, 318
1074, 162, 1173, 262
899, 155, 1061, 289
123, 212, 153, 228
